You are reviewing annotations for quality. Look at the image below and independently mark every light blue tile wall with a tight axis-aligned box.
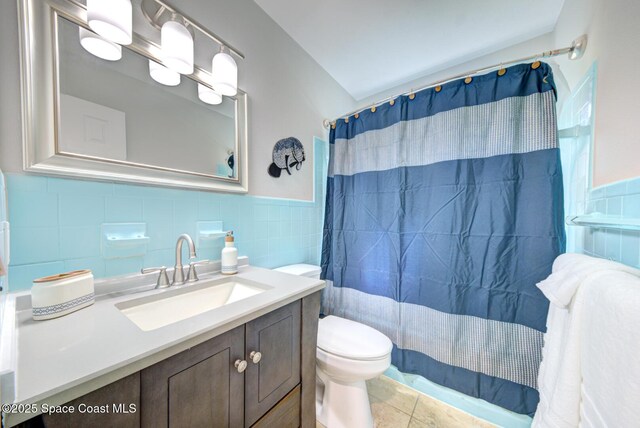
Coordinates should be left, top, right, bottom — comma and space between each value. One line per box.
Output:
6, 138, 328, 292
580, 177, 640, 268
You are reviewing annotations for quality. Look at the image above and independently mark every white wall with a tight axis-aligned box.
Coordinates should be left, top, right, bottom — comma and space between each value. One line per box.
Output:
357, 0, 640, 190
0, 0, 356, 200
355, 32, 557, 108
0, 2, 22, 177
553, 0, 640, 188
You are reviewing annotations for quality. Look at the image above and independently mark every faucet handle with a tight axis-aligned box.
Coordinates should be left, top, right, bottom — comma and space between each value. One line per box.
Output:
141, 266, 170, 289
187, 260, 210, 282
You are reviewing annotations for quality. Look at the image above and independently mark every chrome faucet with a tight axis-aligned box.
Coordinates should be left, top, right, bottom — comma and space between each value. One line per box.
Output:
173, 233, 196, 285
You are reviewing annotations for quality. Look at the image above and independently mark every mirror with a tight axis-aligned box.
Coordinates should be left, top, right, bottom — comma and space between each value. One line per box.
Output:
58, 17, 237, 178
18, 0, 249, 192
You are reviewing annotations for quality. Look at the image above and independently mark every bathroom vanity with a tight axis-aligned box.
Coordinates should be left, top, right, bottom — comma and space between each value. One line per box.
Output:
1, 261, 324, 428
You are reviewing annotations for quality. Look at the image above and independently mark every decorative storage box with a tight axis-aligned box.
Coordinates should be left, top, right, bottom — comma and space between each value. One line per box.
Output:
31, 270, 95, 320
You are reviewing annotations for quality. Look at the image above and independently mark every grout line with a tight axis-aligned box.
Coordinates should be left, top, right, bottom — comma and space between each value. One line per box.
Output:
410, 393, 419, 418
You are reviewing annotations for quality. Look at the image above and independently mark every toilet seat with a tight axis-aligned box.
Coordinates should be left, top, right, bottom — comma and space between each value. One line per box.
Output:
318, 316, 393, 361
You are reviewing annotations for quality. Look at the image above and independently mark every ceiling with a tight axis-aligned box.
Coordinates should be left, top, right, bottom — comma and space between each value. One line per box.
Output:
254, 0, 565, 100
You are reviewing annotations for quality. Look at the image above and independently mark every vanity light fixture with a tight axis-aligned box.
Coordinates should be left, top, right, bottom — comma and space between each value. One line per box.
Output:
161, 17, 194, 75
79, 27, 122, 61
140, 0, 244, 95
149, 60, 181, 86
86, 0, 132, 45
197, 83, 222, 105
211, 46, 238, 96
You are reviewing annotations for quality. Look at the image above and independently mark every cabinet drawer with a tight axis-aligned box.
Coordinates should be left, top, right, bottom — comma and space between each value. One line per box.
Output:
251, 385, 300, 428
245, 300, 301, 427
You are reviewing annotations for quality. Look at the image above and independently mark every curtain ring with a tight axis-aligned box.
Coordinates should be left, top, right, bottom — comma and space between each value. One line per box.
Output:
409, 93, 415, 100
532, 61, 541, 69
464, 76, 472, 84
435, 85, 442, 92
498, 63, 506, 76
354, 113, 359, 119
389, 99, 395, 106
344, 117, 349, 124
331, 122, 336, 129
371, 106, 376, 113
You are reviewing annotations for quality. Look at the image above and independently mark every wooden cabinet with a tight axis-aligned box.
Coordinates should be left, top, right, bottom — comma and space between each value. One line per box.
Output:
245, 301, 301, 427
18, 292, 321, 428
140, 326, 245, 428
41, 372, 140, 428
141, 301, 302, 428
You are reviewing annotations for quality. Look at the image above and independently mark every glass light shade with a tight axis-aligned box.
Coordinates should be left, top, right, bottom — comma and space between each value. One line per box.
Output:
198, 83, 222, 105
86, 0, 132, 45
79, 27, 122, 61
211, 51, 237, 96
161, 21, 194, 75
149, 60, 181, 86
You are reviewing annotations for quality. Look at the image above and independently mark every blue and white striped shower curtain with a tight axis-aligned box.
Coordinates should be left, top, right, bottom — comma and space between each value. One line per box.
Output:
320, 63, 565, 415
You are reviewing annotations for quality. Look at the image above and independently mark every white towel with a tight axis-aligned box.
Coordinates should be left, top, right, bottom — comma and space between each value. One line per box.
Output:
536, 253, 639, 308
532, 254, 640, 428
579, 271, 640, 427
533, 278, 587, 428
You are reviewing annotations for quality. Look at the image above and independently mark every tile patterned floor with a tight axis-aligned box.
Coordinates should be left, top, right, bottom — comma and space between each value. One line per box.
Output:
317, 375, 497, 428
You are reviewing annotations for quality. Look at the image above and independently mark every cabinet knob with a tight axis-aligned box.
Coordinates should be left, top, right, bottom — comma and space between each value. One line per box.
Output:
249, 351, 262, 364
234, 359, 247, 373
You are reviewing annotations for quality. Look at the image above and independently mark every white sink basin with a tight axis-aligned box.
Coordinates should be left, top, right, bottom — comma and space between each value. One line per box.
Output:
116, 277, 271, 331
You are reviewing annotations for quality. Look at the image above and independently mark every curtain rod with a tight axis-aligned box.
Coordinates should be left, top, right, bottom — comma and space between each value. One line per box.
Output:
323, 35, 588, 129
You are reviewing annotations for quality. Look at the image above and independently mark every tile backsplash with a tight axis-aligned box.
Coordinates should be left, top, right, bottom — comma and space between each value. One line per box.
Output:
579, 177, 640, 268
6, 138, 327, 292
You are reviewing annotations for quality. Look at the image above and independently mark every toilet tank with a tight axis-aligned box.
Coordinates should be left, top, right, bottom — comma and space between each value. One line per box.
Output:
273, 264, 321, 279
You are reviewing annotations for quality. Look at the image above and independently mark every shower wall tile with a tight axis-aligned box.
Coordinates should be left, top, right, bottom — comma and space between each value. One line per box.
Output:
5, 174, 47, 193
49, 177, 114, 195
8, 191, 58, 228
59, 195, 104, 227
105, 257, 144, 277
626, 179, 640, 195
604, 230, 621, 261
10, 227, 60, 265
59, 226, 101, 259
6, 137, 329, 292
620, 231, 640, 267
604, 180, 627, 197
623, 194, 640, 217
9, 262, 66, 288
578, 176, 640, 268
606, 197, 622, 217
106, 196, 143, 222
63, 257, 105, 278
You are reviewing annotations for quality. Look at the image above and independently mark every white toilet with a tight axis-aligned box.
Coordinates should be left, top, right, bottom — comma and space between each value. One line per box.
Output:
274, 264, 393, 428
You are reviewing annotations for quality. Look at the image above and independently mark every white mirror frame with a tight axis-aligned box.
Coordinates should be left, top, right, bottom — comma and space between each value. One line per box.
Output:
18, 0, 249, 193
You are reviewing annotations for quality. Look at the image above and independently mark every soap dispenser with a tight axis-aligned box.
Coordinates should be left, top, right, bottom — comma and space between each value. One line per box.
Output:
221, 231, 238, 274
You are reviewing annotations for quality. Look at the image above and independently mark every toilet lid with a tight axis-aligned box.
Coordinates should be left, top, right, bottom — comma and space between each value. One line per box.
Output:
317, 316, 393, 360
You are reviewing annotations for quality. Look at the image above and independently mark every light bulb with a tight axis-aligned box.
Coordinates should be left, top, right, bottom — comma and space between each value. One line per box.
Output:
198, 83, 222, 105
149, 60, 181, 86
79, 27, 122, 61
86, 0, 132, 45
211, 49, 237, 96
161, 20, 194, 75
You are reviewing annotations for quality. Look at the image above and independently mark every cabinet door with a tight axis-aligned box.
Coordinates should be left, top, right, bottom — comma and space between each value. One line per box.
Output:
245, 301, 301, 427
141, 326, 245, 428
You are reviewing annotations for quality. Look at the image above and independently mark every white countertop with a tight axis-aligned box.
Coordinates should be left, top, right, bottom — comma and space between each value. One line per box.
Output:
1, 263, 324, 426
